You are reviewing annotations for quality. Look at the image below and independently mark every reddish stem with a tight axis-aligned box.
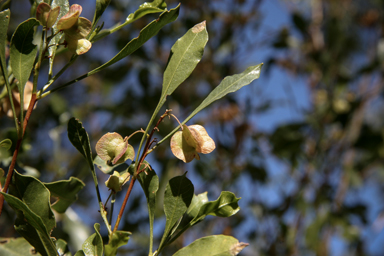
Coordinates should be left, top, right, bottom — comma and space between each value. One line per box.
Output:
113, 177, 136, 232
0, 94, 37, 216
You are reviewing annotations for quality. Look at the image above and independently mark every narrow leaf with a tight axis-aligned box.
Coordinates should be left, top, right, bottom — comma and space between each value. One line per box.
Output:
0, 138, 12, 150
159, 174, 194, 251
0, 192, 57, 256
67, 117, 94, 171
10, 18, 39, 105
173, 235, 248, 256
136, 161, 159, 255
92, 0, 111, 28
82, 223, 103, 256
44, 177, 85, 213
0, 9, 10, 84
125, 0, 167, 25
55, 239, 70, 256
161, 21, 208, 103
104, 231, 131, 256
184, 64, 263, 123
0, 237, 39, 256
88, 5, 179, 73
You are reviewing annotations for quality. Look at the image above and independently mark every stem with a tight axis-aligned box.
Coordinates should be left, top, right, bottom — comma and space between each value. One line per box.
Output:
113, 176, 136, 232
0, 94, 37, 216
109, 193, 116, 225
37, 55, 79, 98
113, 110, 170, 232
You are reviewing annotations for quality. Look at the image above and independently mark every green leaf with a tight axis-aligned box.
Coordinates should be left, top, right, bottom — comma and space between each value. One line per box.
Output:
44, 177, 85, 213
94, 155, 129, 174
92, 0, 111, 29
74, 250, 85, 256
136, 161, 159, 255
88, 5, 179, 73
0, 192, 57, 256
0, 237, 38, 256
82, 223, 103, 256
0, 138, 12, 150
67, 117, 94, 171
104, 231, 131, 256
55, 239, 70, 256
172, 235, 248, 256
158, 173, 194, 252
10, 18, 39, 112
184, 64, 263, 124
0, 9, 10, 84
48, 0, 69, 74
161, 21, 208, 104
125, 0, 167, 25
167, 192, 239, 246
9, 170, 56, 232
192, 191, 241, 223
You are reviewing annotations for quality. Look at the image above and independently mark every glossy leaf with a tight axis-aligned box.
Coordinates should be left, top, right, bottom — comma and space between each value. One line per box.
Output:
88, 5, 180, 74
0, 192, 57, 256
104, 230, 131, 256
167, 192, 239, 246
9, 170, 56, 233
82, 223, 103, 256
49, 0, 69, 73
136, 161, 159, 254
159, 174, 194, 251
173, 235, 248, 256
0, 9, 10, 81
0, 237, 38, 256
184, 64, 263, 124
125, 0, 167, 25
10, 18, 39, 111
55, 239, 70, 256
74, 250, 86, 256
161, 21, 208, 104
192, 191, 240, 223
0, 138, 12, 150
44, 177, 85, 213
67, 117, 94, 171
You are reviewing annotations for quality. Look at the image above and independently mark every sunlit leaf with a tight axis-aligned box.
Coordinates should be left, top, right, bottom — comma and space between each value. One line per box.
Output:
104, 230, 131, 256
10, 18, 39, 112
184, 64, 263, 124
55, 239, 70, 256
44, 177, 85, 213
160, 21, 208, 104
173, 235, 248, 256
82, 223, 103, 256
0, 237, 38, 256
48, 0, 69, 73
88, 5, 180, 73
125, 0, 167, 24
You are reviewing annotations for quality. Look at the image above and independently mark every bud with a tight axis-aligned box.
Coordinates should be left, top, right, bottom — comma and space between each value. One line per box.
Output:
170, 124, 215, 163
105, 171, 130, 192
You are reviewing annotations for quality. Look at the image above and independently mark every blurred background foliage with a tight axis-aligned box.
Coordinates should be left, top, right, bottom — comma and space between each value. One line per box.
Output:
1, 0, 384, 255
